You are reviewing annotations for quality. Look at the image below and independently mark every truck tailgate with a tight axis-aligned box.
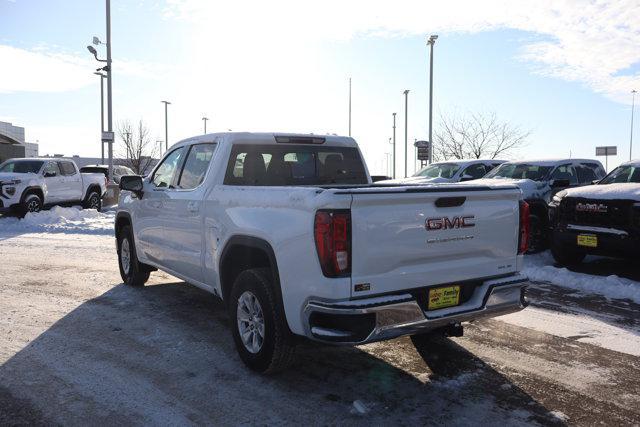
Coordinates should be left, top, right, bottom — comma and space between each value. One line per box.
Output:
345, 186, 521, 297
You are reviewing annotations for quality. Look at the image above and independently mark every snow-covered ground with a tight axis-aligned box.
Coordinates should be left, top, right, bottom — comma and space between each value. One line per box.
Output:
0, 206, 114, 236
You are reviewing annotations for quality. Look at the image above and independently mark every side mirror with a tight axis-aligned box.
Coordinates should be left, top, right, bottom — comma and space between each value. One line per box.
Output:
119, 175, 144, 198
550, 178, 570, 188
44, 171, 57, 178
460, 174, 475, 182
591, 179, 600, 185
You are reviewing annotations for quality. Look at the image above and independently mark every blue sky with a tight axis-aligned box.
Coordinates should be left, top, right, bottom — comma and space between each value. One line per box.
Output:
1, 0, 638, 175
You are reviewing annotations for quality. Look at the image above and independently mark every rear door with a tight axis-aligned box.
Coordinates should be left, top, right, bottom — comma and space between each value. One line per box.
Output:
160, 143, 217, 284
58, 161, 83, 201
347, 186, 521, 297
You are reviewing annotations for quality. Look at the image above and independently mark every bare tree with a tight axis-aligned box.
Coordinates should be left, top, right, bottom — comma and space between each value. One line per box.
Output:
433, 111, 530, 161
117, 120, 159, 174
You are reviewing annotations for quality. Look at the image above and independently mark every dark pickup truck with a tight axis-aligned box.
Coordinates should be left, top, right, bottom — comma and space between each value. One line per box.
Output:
549, 160, 640, 265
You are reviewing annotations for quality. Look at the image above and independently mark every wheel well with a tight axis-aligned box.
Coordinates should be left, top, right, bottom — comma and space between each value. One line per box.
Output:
115, 215, 131, 237
20, 187, 44, 204
526, 200, 549, 226
220, 241, 275, 304
84, 184, 102, 201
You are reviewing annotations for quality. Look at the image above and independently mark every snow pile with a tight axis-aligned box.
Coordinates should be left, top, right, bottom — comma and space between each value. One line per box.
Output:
564, 183, 640, 200
0, 206, 115, 235
523, 252, 640, 303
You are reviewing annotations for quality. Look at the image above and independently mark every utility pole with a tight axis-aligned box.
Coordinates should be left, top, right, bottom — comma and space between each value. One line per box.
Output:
161, 100, 171, 151
392, 113, 396, 179
348, 77, 352, 136
202, 116, 209, 134
403, 90, 409, 178
631, 90, 637, 161
105, 0, 114, 181
427, 35, 438, 165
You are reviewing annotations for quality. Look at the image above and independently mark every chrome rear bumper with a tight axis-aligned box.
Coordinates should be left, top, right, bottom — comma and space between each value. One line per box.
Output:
303, 274, 529, 345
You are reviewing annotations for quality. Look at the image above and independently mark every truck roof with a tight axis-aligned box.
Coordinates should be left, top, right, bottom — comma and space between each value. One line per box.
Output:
174, 132, 358, 149
501, 158, 601, 166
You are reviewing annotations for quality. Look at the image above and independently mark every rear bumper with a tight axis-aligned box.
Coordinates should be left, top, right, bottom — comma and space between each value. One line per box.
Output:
303, 274, 529, 345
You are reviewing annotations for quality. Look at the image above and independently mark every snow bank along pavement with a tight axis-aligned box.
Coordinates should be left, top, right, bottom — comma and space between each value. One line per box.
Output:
0, 206, 114, 236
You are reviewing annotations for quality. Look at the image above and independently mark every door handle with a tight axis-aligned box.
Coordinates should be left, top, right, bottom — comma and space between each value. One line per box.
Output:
151, 201, 162, 209
187, 201, 199, 213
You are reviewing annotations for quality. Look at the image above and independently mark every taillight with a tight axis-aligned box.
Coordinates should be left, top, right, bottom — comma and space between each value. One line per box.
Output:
518, 200, 530, 254
314, 210, 351, 277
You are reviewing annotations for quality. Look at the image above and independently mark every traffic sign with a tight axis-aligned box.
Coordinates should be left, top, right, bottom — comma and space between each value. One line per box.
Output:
101, 131, 114, 142
415, 140, 430, 161
595, 146, 616, 156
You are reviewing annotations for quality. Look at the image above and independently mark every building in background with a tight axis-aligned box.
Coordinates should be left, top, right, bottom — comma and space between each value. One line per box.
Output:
0, 121, 39, 163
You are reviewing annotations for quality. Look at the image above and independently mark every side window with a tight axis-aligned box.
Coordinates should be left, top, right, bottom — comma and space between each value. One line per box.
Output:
152, 147, 185, 188
58, 161, 77, 176
550, 164, 578, 185
583, 162, 606, 179
176, 143, 216, 189
462, 164, 487, 179
43, 162, 61, 177
576, 164, 597, 184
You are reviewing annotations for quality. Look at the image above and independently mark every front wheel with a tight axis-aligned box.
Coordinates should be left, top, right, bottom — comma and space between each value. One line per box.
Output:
117, 225, 150, 287
229, 268, 295, 374
20, 193, 42, 217
83, 190, 102, 211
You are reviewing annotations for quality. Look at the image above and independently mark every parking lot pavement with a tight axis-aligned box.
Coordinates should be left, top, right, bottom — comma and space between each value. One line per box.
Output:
1, 233, 639, 426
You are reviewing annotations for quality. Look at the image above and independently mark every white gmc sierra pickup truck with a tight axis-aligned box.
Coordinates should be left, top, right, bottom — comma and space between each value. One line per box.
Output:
116, 132, 531, 373
0, 158, 107, 215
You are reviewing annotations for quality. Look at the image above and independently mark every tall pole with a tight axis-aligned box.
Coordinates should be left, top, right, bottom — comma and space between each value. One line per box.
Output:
94, 73, 105, 164
348, 77, 352, 136
631, 90, 637, 161
392, 113, 396, 179
427, 35, 438, 165
202, 116, 209, 134
105, 0, 114, 182
161, 101, 171, 151
403, 90, 409, 178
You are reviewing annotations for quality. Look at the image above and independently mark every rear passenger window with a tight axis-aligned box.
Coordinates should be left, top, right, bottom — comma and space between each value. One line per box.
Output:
576, 164, 597, 183
462, 164, 487, 179
176, 143, 216, 189
550, 164, 578, 185
58, 161, 77, 176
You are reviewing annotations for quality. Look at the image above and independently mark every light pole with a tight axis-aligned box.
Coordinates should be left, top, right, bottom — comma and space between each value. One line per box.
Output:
93, 72, 106, 163
403, 90, 409, 178
392, 112, 396, 179
87, 2, 113, 181
427, 34, 438, 165
631, 90, 637, 161
161, 100, 171, 151
348, 77, 352, 136
202, 116, 209, 134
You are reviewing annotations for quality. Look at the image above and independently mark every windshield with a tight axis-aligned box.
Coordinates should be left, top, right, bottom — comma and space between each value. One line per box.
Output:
0, 160, 44, 174
599, 165, 640, 184
413, 163, 460, 179
484, 163, 553, 181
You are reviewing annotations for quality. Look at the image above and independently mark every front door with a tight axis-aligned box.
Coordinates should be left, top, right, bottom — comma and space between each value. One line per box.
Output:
161, 143, 217, 285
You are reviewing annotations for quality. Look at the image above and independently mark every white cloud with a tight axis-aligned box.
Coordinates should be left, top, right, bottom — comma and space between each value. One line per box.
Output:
163, 0, 640, 103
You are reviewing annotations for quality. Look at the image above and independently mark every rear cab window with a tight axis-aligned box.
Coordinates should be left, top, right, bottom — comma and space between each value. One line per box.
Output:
224, 144, 368, 186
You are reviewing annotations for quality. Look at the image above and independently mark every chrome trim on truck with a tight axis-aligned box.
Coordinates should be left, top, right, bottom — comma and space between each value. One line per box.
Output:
303, 274, 529, 345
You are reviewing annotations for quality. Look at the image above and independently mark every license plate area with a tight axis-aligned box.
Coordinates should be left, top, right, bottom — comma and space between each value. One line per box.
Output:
427, 285, 461, 310
577, 234, 597, 248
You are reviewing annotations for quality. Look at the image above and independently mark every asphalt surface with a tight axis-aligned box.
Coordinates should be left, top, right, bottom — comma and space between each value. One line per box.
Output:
0, 233, 638, 426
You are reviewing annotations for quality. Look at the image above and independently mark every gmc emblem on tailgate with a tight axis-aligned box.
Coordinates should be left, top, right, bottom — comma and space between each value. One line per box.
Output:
575, 203, 607, 213
426, 216, 475, 231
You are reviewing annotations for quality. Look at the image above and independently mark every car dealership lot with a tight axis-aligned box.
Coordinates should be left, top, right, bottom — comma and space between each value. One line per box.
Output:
1, 231, 638, 425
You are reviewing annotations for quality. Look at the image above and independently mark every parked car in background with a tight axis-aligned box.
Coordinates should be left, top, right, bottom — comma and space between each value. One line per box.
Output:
477, 159, 606, 252
115, 132, 530, 373
80, 164, 135, 184
379, 159, 505, 184
549, 160, 640, 266
0, 158, 107, 215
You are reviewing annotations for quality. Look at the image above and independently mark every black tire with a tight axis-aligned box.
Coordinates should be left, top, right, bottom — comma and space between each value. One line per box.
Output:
117, 225, 150, 287
83, 190, 102, 212
228, 268, 295, 374
527, 213, 547, 254
551, 241, 586, 266
20, 193, 43, 217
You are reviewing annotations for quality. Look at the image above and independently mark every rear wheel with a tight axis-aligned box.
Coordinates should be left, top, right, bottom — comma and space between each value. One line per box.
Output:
83, 190, 102, 211
229, 268, 295, 374
117, 225, 150, 287
551, 241, 586, 266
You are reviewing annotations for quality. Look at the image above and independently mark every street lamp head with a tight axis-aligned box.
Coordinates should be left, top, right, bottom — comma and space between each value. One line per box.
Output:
92, 36, 102, 46
87, 45, 98, 56
161, 100, 171, 105
404, 89, 410, 95
428, 34, 438, 44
